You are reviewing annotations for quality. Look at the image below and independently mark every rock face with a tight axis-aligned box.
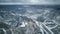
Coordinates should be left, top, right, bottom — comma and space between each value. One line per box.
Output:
0, 5, 60, 34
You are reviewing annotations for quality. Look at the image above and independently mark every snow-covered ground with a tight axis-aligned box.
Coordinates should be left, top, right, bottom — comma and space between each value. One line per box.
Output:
0, 5, 60, 34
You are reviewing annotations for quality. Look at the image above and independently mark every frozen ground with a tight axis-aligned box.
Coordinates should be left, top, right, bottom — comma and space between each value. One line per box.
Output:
0, 5, 60, 34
